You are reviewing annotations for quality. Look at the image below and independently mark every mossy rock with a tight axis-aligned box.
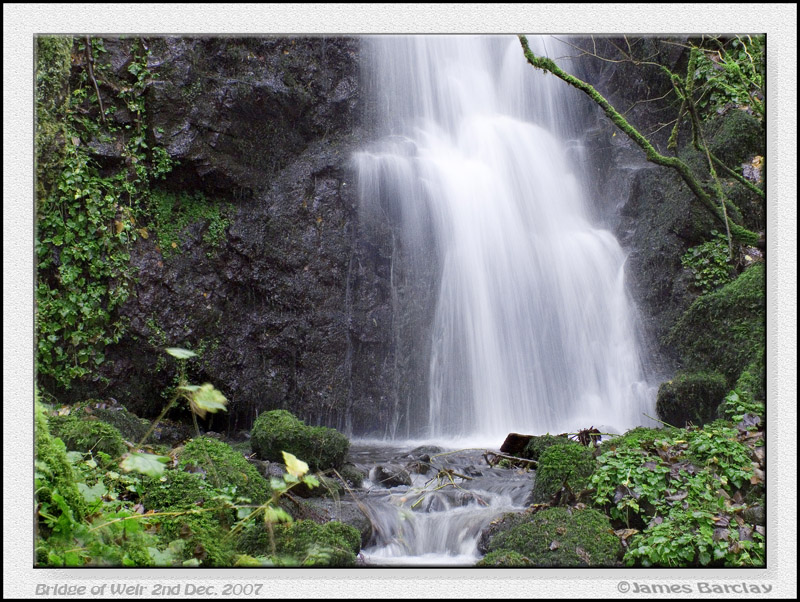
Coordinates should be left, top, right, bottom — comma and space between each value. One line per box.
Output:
337, 463, 366, 488
238, 519, 361, 567
90, 405, 152, 444
177, 436, 271, 504
529, 442, 596, 504
522, 434, 569, 462
656, 371, 728, 427
484, 507, 621, 567
665, 264, 765, 392
35, 402, 86, 521
250, 410, 350, 472
476, 549, 535, 567
707, 110, 765, 169
46, 414, 127, 458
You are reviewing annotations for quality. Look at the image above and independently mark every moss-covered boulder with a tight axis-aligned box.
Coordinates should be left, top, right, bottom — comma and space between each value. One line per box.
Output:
35, 403, 86, 520
482, 507, 621, 567
238, 519, 361, 567
46, 414, 127, 458
250, 410, 349, 472
476, 549, 535, 567
656, 371, 728, 427
529, 442, 596, 504
90, 405, 152, 443
177, 436, 271, 504
665, 264, 765, 396
522, 434, 569, 462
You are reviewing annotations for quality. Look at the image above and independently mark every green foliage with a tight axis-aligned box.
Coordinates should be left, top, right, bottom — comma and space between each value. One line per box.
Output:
529, 442, 596, 504
693, 36, 765, 120
717, 389, 764, 424
36, 36, 176, 394
47, 414, 127, 458
592, 447, 671, 525
591, 422, 764, 567
680, 231, 734, 294
484, 507, 621, 567
148, 189, 231, 258
656, 371, 728, 428
250, 409, 350, 472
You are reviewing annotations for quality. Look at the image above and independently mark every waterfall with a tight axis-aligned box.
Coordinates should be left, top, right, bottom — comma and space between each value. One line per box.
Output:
355, 35, 655, 442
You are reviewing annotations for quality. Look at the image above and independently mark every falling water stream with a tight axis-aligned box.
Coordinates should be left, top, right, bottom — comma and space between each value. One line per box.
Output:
351, 35, 656, 566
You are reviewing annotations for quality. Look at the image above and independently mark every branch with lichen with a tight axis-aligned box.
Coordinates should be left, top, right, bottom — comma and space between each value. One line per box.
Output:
518, 35, 762, 248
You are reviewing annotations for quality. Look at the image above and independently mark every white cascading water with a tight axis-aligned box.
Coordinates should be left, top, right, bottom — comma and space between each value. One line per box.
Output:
355, 35, 653, 442
352, 36, 656, 565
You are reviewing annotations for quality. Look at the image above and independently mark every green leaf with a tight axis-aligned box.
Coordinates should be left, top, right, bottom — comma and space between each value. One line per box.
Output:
264, 506, 292, 524
165, 347, 197, 359
77, 482, 107, 503
302, 475, 320, 489
119, 452, 169, 477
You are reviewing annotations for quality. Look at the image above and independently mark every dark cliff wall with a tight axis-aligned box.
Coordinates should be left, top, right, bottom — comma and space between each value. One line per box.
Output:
83, 36, 400, 435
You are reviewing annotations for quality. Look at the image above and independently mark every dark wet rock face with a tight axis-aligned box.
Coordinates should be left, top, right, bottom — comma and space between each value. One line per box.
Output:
92, 36, 402, 436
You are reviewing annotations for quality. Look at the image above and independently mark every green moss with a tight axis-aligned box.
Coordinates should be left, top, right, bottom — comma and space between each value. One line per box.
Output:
178, 436, 271, 504
47, 414, 127, 458
656, 371, 728, 427
35, 402, 87, 520
484, 507, 621, 567
522, 434, 568, 462
35, 36, 73, 201
237, 519, 360, 567
707, 111, 765, 169
250, 410, 350, 472
476, 550, 535, 567
529, 442, 596, 504
337, 464, 365, 488
91, 406, 153, 444
141, 469, 221, 512
156, 512, 235, 567
666, 264, 765, 388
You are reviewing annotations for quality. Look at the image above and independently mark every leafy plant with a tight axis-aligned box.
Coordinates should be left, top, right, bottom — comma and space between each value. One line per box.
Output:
681, 230, 734, 294
591, 421, 764, 567
717, 389, 764, 423
36, 36, 176, 394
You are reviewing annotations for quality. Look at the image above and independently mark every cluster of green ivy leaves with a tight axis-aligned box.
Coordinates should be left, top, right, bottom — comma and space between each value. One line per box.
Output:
36, 37, 174, 393
591, 411, 764, 567
680, 230, 734, 294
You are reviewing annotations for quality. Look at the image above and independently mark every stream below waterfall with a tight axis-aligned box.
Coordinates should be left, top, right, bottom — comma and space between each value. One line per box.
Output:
345, 441, 534, 567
